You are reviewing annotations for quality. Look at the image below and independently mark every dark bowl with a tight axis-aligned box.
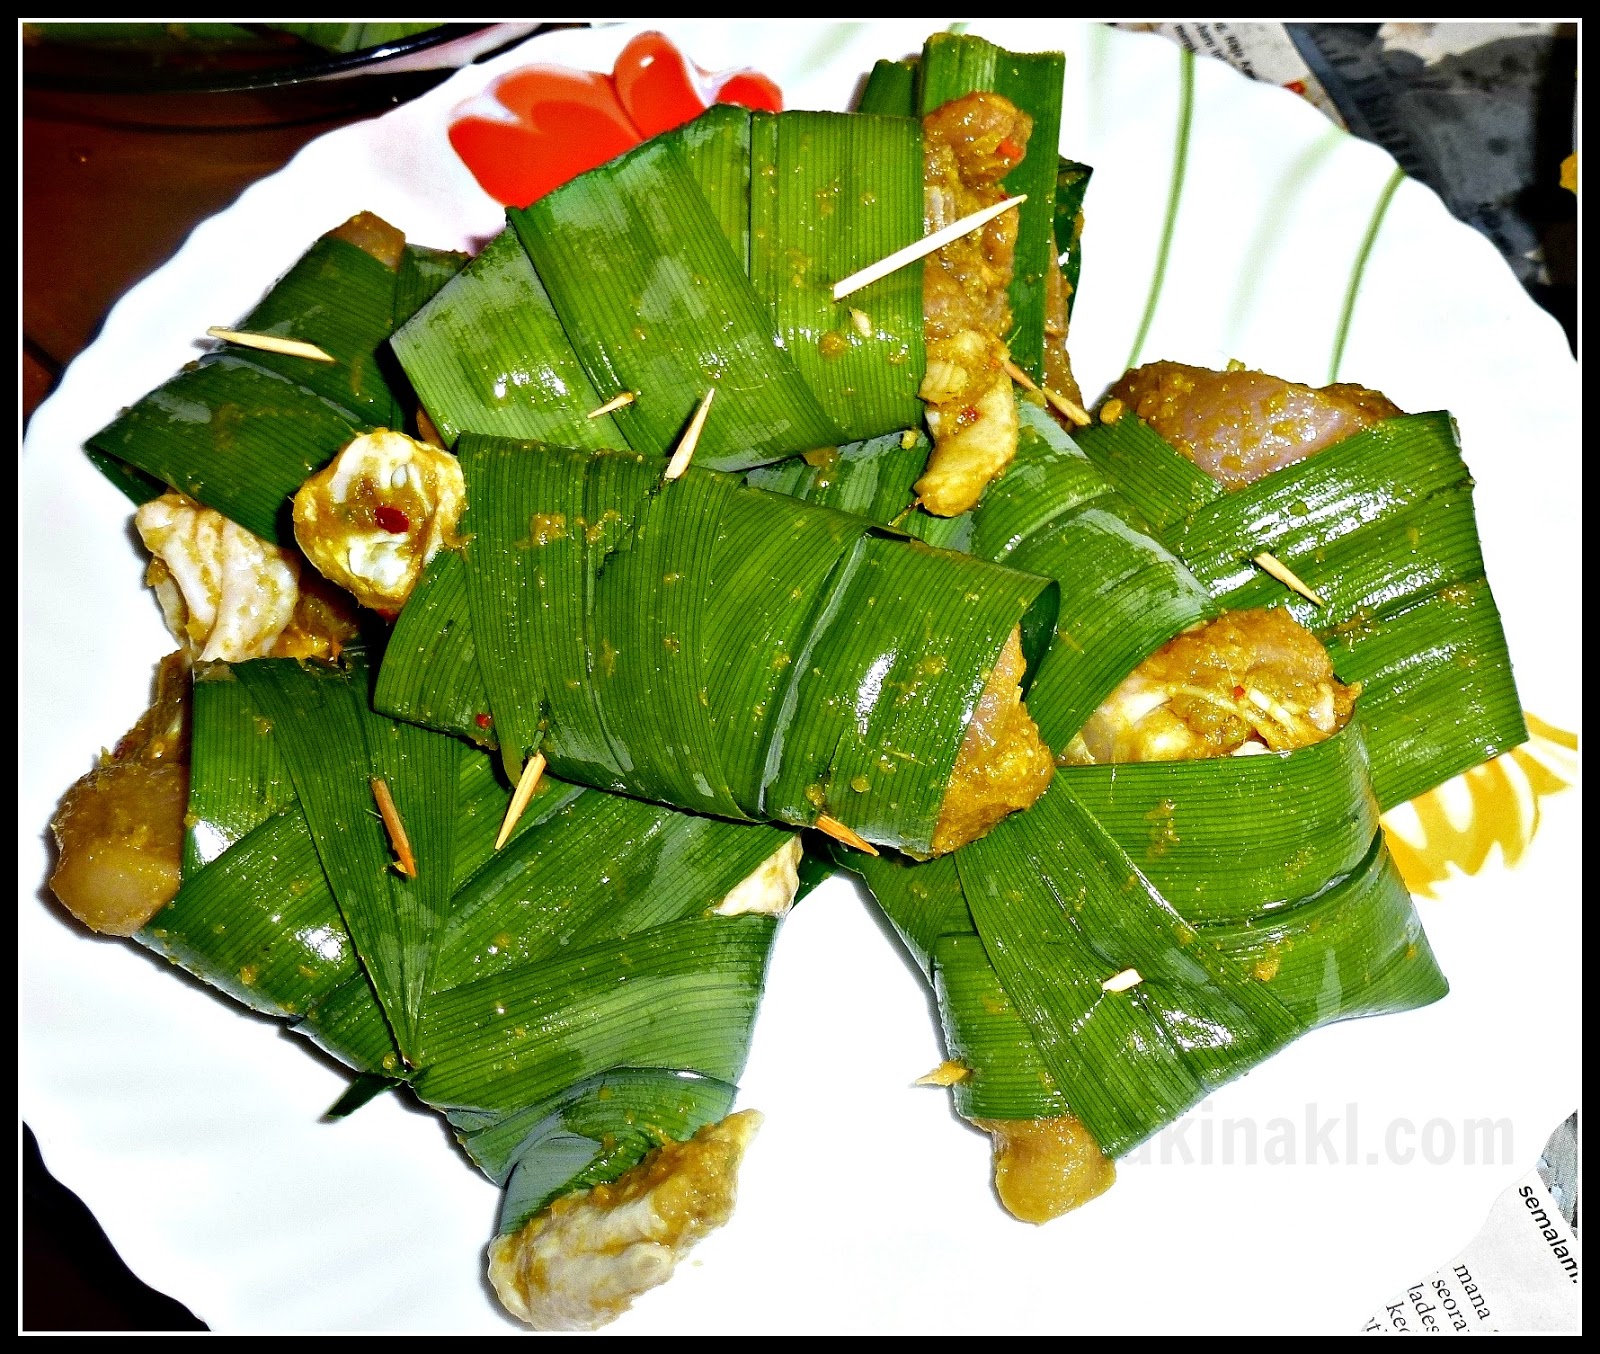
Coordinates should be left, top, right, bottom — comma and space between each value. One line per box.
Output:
20, 23, 536, 95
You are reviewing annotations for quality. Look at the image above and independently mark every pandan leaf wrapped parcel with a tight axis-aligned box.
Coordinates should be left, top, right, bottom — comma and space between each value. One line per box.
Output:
772, 400, 1216, 748
134, 648, 800, 1324
378, 438, 1060, 858
1073, 408, 1525, 808
841, 723, 1445, 1217
86, 214, 466, 543
783, 398, 1446, 1214
392, 107, 926, 469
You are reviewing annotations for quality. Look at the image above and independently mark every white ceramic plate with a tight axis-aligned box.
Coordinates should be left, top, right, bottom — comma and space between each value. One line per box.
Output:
21, 20, 1581, 1334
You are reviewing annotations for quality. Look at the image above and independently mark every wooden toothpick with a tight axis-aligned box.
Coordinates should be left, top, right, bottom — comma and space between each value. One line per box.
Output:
1101, 967, 1143, 993
587, 390, 636, 419
371, 778, 417, 878
207, 327, 335, 363
495, 753, 547, 850
813, 813, 878, 856
1041, 386, 1091, 427
1001, 358, 1090, 426
913, 1061, 971, 1087
663, 388, 716, 481
1001, 358, 1040, 392
831, 194, 1028, 301
1252, 552, 1326, 606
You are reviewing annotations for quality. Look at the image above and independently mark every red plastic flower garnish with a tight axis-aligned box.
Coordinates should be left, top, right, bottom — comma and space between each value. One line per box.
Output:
450, 31, 783, 210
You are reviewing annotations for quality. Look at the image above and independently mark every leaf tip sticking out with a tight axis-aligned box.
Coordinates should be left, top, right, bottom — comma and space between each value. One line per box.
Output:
323, 1070, 404, 1120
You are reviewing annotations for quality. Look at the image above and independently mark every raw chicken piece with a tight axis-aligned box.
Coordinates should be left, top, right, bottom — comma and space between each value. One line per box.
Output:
916, 92, 1032, 517
488, 1111, 762, 1331
1110, 361, 1402, 489
1062, 607, 1357, 766
136, 493, 300, 663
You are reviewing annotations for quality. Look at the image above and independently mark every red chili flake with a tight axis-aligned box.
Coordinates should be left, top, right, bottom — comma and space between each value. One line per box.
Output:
956, 404, 981, 428
374, 505, 411, 534
996, 137, 1024, 162
1233, 686, 1246, 700
475, 713, 493, 729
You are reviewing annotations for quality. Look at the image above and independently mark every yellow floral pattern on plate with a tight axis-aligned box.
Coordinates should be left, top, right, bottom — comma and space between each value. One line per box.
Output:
1381, 714, 1578, 898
